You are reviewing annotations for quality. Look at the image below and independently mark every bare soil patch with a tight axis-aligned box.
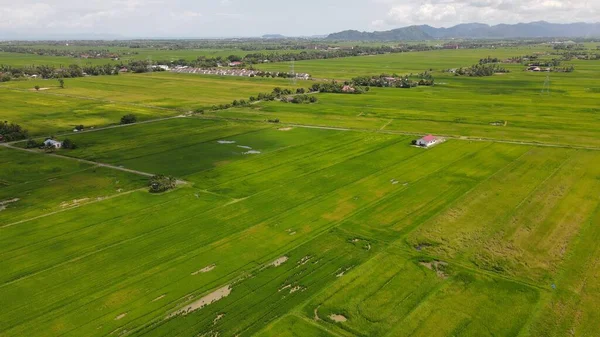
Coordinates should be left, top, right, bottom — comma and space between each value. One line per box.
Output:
329, 314, 347, 322
114, 313, 127, 320
60, 198, 89, 209
170, 285, 232, 317
152, 295, 166, 302
278, 127, 293, 131
30, 87, 50, 91
297, 256, 312, 266
192, 264, 216, 275
213, 313, 224, 325
420, 261, 449, 279
268, 256, 288, 267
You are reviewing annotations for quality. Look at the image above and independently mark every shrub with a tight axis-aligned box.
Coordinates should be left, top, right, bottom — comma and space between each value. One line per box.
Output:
26, 139, 40, 148
149, 174, 177, 193
120, 114, 137, 124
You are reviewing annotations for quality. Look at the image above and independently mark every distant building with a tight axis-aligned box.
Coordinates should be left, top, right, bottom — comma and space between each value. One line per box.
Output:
43, 139, 62, 148
229, 61, 243, 67
416, 134, 439, 147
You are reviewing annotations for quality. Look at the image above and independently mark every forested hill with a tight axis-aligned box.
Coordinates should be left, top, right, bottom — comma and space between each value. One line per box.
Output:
326, 21, 600, 41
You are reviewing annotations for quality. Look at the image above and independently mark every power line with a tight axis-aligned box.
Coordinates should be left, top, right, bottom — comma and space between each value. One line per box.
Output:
541, 73, 550, 95
289, 59, 296, 85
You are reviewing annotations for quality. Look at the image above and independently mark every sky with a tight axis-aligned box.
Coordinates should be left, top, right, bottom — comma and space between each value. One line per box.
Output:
0, 0, 599, 38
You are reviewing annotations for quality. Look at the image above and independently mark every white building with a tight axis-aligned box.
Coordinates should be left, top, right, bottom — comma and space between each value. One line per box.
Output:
416, 135, 439, 147
44, 139, 62, 148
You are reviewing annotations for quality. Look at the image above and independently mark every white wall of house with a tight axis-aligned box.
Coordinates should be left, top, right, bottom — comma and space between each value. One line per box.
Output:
416, 139, 437, 147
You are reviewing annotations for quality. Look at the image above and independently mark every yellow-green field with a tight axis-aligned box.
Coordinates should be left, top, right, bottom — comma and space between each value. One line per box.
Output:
1, 43, 599, 337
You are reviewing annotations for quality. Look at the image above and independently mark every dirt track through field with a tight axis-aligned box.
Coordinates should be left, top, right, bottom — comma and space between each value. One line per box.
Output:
1, 142, 155, 177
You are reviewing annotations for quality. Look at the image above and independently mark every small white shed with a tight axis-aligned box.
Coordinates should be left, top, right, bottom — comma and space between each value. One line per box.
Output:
44, 139, 62, 148
416, 135, 439, 147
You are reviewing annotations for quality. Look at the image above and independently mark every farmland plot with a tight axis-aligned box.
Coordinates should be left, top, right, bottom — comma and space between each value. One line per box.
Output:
2, 117, 600, 337
0, 146, 145, 225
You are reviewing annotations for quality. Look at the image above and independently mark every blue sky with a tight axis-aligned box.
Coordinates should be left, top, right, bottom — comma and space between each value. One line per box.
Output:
0, 0, 598, 38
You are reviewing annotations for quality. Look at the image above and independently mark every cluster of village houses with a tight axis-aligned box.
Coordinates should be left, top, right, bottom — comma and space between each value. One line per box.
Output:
169, 66, 311, 80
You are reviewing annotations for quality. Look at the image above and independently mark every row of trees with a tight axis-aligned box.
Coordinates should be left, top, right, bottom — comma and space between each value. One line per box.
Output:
452, 64, 510, 77
195, 87, 318, 113
478, 56, 501, 65
527, 59, 562, 67
351, 73, 434, 88
309, 82, 369, 94
0, 60, 166, 81
282, 94, 318, 104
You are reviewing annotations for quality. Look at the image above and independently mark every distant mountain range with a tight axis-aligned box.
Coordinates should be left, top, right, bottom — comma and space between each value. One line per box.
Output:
326, 21, 600, 41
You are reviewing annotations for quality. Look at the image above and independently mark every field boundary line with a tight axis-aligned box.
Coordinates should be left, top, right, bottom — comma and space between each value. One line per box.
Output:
0, 187, 146, 229
379, 119, 392, 130
196, 114, 600, 151
1, 142, 156, 177
292, 313, 348, 337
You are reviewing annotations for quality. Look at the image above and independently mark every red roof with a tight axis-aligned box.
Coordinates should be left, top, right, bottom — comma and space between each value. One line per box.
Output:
422, 134, 437, 142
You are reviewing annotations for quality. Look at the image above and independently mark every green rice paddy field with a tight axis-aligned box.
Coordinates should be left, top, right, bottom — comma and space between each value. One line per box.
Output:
1, 45, 600, 337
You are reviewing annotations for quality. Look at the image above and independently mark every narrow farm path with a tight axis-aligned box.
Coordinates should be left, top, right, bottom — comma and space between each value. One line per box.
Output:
1, 142, 155, 177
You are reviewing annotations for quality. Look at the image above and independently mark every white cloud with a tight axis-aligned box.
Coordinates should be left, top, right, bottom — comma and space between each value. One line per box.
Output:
377, 0, 600, 28
0, 0, 598, 38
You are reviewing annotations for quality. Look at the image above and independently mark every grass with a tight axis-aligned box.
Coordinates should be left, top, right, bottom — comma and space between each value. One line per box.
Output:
213, 57, 600, 147
0, 72, 295, 135
2, 43, 600, 337
3, 123, 600, 336
0, 146, 146, 225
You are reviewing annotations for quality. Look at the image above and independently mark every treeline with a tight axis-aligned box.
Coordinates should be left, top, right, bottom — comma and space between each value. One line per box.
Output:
282, 94, 318, 104
527, 59, 563, 67
0, 121, 28, 142
478, 56, 500, 64
157, 45, 436, 69
551, 66, 576, 73
451, 64, 510, 77
0, 46, 128, 59
504, 55, 540, 63
200, 87, 318, 113
559, 52, 600, 61
309, 82, 369, 94
553, 44, 585, 50
0, 60, 164, 81
351, 72, 434, 88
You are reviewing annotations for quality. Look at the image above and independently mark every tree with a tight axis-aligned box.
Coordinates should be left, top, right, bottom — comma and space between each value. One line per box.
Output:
43, 145, 56, 153
120, 114, 137, 124
75, 125, 84, 131
62, 138, 77, 149
148, 174, 176, 193
58, 78, 65, 88
0, 121, 28, 142
34, 85, 40, 91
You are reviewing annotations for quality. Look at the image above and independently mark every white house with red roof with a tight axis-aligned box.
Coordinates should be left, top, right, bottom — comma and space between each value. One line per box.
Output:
416, 134, 439, 147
